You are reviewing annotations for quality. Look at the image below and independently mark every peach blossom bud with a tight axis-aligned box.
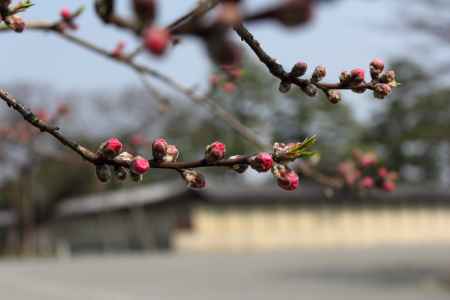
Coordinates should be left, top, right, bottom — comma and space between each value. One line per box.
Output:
250, 152, 273, 172
60, 7, 72, 20
378, 167, 389, 178
205, 141, 226, 162
99, 138, 123, 159
373, 83, 392, 99
144, 26, 171, 56
327, 90, 341, 104
290, 62, 308, 78
181, 169, 206, 189
370, 58, 384, 79
152, 137, 168, 161
9, 15, 25, 33
383, 180, 396, 192
131, 156, 150, 175
351, 68, 365, 83
163, 144, 179, 162
311, 65, 326, 82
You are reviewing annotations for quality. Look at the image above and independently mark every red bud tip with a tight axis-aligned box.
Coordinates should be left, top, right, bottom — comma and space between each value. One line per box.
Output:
250, 152, 273, 172
277, 170, 299, 191
152, 137, 168, 160
60, 8, 72, 20
131, 157, 150, 174
205, 141, 226, 162
143, 27, 171, 56
351, 68, 365, 82
105, 138, 123, 154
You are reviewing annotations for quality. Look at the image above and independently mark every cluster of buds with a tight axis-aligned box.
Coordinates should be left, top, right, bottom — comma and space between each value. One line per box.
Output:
91, 135, 317, 192
340, 59, 397, 100
337, 149, 399, 192
0, 0, 32, 33
151, 137, 179, 162
95, 137, 150, 183
58, 6, 83, 31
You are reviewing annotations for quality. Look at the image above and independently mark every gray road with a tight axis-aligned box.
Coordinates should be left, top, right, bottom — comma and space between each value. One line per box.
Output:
1, 244, 450, 300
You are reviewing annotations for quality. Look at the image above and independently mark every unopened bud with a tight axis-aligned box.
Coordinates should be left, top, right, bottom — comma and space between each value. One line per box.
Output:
143, 26, 171, 56
290, 62, 307, 78
98, 138, 123, 159
163, 144, 179, 162
131, 156, 150, 175
350, 68, 365, 83
339, 71, 352, 85
311, 65, 326, 82
278, 81, 291, 93
250, 152, 273, 172
60, 7, 72, 20
301, 83, 317, 97
327, 90, 341, 104
380, 70, 397, 86
181, 169, 206, 189
96, 164, 112, 183
373, 83, 392, 99
152, 137, 168, 161
370, 58, 384, 79
383, 180, 396, 192
272, 164, 299, 191
205, 141, 226, 162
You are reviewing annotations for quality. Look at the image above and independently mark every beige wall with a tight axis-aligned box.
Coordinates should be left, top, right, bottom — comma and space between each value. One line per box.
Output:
175, 205, 450, 252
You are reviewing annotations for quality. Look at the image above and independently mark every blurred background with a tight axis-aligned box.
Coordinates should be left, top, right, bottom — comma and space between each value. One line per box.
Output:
0, 0, 450, 299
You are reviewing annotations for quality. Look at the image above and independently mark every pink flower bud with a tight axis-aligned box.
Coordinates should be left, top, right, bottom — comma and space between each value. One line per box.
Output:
351, 68, 365, 83
35, 109, 49, 122
152, 137, 168, 161
99, 137, 123, 159
360, 176, 374, 189
96, 164, 112, 183
276, 169, 300, 191
144, 26, 171, 56
250, 152, 273, 172
373, 83, 392, 99
380, 70, 396, 85
311, 65, 327, 82
383, 180, 396, 192
378, 167, 388, 178
370, 58, 384, 79
131, 156, 150, 175
290, 62, 308, 78
205, 141, 226, 162
181, 169, 206, 189
60, 7, 72, 20
163, 144, 179, 162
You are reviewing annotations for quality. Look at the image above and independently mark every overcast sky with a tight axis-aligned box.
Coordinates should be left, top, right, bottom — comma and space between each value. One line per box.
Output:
0, 0, 443, 119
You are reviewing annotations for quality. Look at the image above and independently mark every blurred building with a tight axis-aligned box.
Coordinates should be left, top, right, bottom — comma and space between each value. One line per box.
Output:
1, 181, 450, 255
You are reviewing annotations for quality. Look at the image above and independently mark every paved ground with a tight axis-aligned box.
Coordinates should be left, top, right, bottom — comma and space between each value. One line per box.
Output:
1, 244, 450, 300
